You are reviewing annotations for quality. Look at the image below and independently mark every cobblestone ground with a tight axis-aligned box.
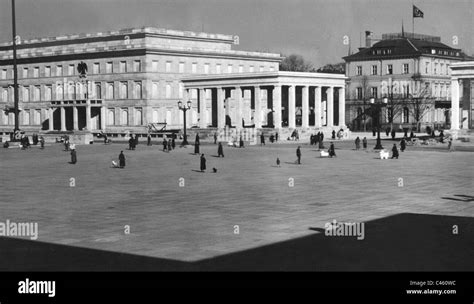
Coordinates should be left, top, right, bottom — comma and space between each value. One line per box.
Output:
1, 137, 473, 263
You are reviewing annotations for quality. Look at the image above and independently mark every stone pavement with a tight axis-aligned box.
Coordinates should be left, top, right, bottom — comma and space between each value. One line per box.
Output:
0, 138, 472, 266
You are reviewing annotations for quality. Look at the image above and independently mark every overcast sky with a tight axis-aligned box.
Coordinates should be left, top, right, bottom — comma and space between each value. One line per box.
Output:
0, 0, 472, 68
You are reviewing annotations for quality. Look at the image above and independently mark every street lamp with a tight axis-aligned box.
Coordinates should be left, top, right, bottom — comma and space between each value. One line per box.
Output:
370, 97, 388, 150
178, 100, 192, 146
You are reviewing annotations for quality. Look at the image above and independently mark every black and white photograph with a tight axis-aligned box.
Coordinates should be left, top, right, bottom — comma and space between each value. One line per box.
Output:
0, 0, 473, 300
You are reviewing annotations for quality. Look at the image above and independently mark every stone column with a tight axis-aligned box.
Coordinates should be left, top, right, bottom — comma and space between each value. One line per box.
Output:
273, 85, 282, 129
217, 87, 225, 129
101, 106, 106, 130
60, 107, 66, 131
86, 104, 92, 130
199, 88, 206, 128
315, 86, 321, 128
327, 86, 334, 127
73, 106, 79, 130
338, 87, 345, 127
235, 86, 243, 129
49, 108, 54, 130
254, 86, 262, 129
302, 85, 309, 128
288, 85, 296, 128
450, 78, 460, 130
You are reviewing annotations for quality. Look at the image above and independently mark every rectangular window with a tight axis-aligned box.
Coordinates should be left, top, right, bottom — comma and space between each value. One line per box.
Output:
44, 66, 51, 77
133, 60, 141, 72
178, 83, 183, 98
425, 62, 429, 74
120, 82, 128, 99
23, 68, 28, 78
135, 108, 143, 126
434, 63, 438, 75
134, 81, 142, 99
33, 67, 39, 78
68, 64, 75, 76
92, 63, 100, 74
259, 66, 264, 72
386, 64, 393, 75
166, 61, 172, 72
216, 64, 221, 74
34, 86, 41, 101
356, 66, 362, 75
371, 65, 377, 75
152, 82, 159, 98
120, 61, 127, 73
56, 65, 63, 76
152, 60, 159, 72
192, 63, 197, 74
94, 82, 102, 99
371, 87, 378, 98
249, 66, 254, 73
22, 86, 30, 102
165, 83, 172, 98
204, 63, 210, 74
106, 82, 114, 99
45, 85, 52, 101
106, 62, 113, 74
356, 87, 363, 100
227, 64, 233, 73
1, 69, 6, 79
269, 66, 275, 72
403, 63, 409, 74
238, 65, 244, 73
1, 88, 8, 101
179, 62, 185, 73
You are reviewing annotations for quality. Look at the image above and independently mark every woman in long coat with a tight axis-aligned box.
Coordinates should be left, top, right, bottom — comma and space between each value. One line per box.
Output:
400, 139, 406, 152
200, 154, 206, 172
119, 151, 126, 168
391, 144, 399, 159
355, 137, 361, 150
194, 134, 200, 154
217, 143, 224, 157
70, 149, 77, 164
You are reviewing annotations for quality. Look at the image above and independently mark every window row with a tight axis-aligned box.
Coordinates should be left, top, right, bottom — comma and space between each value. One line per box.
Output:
356, 63, 410, 76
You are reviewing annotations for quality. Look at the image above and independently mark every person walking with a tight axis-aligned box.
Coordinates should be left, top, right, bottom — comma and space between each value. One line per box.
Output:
391, 144, 399, 159
214, 132, 218, 144
260, 133, 265, 146
128, 136, 133, 150
200, 154, 206, 172
167, 139, 172, 152
163, 138, 168, 152
332, 130, 336, 139
362, 137, 368, 150
275, 132, 279, 142
39, 136, 45, 149
296, 146, 301, 164
400, 138, 406, 152
194, 133, 200, 154
147, 134, 152, 146
218, 142, 224, 157
448, 138, 454, 152
239, 135, 244, 148
119, 151, 126, 168
439, 130, 445, 143
355, 137, 361, 150
171, 137, 176, 150
328, 142, 336, 157
391, 129, 396, 140
70, 148, 77, 164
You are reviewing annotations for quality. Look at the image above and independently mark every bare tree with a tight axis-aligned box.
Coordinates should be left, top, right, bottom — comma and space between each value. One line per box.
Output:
405, 83, 435, 132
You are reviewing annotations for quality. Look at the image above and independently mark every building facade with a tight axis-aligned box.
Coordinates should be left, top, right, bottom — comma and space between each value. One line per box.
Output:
0, 27, 282, 134
343, 32, 468, 132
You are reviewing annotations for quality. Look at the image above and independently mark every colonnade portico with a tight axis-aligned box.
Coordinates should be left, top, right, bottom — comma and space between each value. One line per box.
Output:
49, 99, 105, 131
181, 72, 347, 131
450, 62, 474, 131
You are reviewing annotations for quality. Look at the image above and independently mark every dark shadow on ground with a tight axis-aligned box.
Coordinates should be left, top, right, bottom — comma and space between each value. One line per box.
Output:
441, 195, 474, 202
1, 213, 473, 271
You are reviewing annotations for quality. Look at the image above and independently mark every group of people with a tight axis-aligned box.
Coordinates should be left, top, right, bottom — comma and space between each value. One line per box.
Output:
309, 132, 325, 149
128, 134, 139, 150
163, 137, 176, 152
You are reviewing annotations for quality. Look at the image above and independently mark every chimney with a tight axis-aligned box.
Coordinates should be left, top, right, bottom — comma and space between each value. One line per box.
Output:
365, 31, 373, 47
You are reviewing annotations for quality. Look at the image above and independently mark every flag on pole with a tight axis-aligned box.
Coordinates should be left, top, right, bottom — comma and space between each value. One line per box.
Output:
413, 5, 424, 18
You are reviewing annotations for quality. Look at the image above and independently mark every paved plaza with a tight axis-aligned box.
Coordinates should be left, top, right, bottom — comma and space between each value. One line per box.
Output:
0, 136, 473, 270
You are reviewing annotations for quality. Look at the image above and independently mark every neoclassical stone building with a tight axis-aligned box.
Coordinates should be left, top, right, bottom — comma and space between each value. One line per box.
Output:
0, 26, 346, 136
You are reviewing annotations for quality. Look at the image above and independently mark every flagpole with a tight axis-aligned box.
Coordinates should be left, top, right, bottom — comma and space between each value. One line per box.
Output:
412, 2, 415, 36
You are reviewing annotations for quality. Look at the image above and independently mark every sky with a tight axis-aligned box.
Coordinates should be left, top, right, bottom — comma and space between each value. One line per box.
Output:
0, 0, 472, 68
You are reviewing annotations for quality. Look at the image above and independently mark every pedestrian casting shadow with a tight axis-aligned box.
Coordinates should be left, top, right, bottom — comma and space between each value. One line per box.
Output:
441, 195, 474, 202
284, 162, 300, 165
1, 213, 473, 271
191, 169, 204, 173
210, 155, 221, 158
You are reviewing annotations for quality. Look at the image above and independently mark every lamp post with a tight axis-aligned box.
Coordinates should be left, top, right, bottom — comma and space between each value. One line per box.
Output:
370, 97, 388, 150
178, 100, 192, 146
11, 0, 20, 135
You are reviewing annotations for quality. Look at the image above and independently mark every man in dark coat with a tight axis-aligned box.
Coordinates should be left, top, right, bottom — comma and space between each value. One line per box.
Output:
332, 130, 336, 139
39, 136, 45, 149
119, 151, 125, 168
239, 136, 244, 148
214, 132, 218, 144
70, 149, 77, 164
296, 146, 301, 164
410, 130, 414, 139
172, 138, 176, 149
163, 138, 168, 152
355, 137, 361, 150
362, 137, 367, 149
400, 138, 406, 152
194, 134, 200, 154
260, 133, 265, 145
385, 127, 390, 137
218, 142, 224, 157
129, 136, 133, 150
320, 132, 324, 142
391, 144, 399, 159
167, 139, 172, 151
439, 130, 444, 143
391, 129, 396, 140
275, 132, 279, 142
147, 134, 152, 146
328, 142, 336, 157
200, 154, 206, 172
